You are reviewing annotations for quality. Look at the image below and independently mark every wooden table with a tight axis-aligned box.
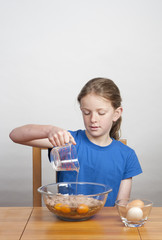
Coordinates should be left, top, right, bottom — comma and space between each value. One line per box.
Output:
0, 207, 162, 240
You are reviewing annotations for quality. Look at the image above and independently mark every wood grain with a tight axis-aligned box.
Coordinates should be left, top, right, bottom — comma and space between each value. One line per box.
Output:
22, 207, 140, 240
0, 207, 33, 240
138, 207, 162, 240
33, 147, 42, 207
1, 207, 161, 239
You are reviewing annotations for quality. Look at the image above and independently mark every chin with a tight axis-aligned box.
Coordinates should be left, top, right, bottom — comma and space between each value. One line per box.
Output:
87, 130, 102, 138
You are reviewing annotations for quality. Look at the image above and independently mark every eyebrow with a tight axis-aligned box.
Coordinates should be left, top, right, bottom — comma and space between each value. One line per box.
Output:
80, 107, 107, 111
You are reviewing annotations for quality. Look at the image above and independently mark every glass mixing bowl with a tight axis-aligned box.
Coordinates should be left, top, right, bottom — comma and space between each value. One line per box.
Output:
38, 182, 112, 221
115, 198, 153, 227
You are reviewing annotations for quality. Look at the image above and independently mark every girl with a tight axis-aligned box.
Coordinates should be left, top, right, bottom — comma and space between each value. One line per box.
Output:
9, 77, 142, 206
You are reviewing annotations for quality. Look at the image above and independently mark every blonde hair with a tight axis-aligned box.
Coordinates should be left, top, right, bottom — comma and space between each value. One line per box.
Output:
77, 77, 122, 140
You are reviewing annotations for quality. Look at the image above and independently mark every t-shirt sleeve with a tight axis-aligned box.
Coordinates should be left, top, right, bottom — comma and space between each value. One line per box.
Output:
122, 149, 142, 180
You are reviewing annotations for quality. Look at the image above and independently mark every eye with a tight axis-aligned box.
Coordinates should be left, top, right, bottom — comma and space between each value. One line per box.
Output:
98, 111, 106, 115
82, 110, 90, 115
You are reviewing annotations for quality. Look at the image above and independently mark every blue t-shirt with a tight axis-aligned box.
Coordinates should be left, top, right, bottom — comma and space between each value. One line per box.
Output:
49, 130, 142, 206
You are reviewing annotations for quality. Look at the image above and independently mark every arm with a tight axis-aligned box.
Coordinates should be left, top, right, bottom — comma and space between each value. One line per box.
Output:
116, 178, 132, 200
9, 124, 76, 148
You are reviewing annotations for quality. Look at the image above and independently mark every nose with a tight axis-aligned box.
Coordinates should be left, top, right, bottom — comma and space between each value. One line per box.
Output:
90, 112, 97, 123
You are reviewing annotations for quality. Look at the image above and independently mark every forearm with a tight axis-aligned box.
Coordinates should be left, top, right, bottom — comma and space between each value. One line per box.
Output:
9, 124, 76, 147
9, 124, 53, 143
117, 178, 132, 200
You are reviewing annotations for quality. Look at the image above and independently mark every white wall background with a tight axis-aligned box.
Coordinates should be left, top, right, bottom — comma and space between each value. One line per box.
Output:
0, 0, 162, 206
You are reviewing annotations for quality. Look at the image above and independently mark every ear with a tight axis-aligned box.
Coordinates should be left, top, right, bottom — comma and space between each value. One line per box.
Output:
113, 107, 123, 122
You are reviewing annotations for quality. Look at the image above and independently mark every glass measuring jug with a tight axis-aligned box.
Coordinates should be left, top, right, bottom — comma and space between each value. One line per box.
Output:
50, 143, 80, 172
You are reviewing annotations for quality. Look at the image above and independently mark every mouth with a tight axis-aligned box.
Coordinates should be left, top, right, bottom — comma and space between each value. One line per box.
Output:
89, 126, 100, 131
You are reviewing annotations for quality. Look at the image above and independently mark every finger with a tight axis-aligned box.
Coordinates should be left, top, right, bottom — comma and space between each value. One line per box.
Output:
64, 133, 70, 144
48, 137, 57, 147
53, 134, 62, 147
68, 132, 76, 145
57, 131, 66, 146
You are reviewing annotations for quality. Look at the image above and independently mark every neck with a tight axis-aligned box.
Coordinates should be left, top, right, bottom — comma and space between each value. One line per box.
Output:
85, 131, 112, 147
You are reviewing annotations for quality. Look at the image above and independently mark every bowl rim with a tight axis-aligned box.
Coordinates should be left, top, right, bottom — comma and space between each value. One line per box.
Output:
37, 181, 112, 197
115, 198, 153, 207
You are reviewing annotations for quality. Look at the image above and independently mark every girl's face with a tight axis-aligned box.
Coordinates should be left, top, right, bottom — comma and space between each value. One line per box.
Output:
80, 93, 122, 146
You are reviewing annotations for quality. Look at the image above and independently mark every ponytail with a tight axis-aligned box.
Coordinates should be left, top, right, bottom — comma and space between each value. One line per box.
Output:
110, 117, 122, 140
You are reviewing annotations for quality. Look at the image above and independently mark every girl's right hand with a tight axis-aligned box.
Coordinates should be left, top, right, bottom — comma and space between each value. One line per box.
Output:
48, 127, 76, 147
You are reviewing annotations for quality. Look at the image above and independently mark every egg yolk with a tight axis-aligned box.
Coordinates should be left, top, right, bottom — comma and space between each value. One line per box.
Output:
60, 204, 71, 213
77, 204, 89, 214
54, 203, 63, 211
